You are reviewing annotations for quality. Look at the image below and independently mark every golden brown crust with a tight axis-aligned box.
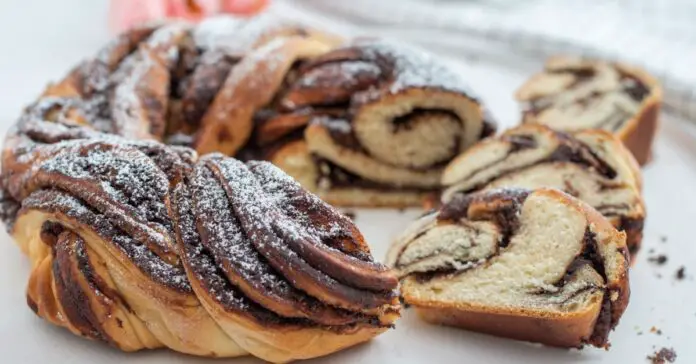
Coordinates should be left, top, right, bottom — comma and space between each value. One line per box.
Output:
194, 35, 338, 156
416, 304, 600, 348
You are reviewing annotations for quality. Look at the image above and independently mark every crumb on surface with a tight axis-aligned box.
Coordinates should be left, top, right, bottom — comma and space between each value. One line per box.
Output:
342, 210, 357, 221
660, 235, 667, 243
647, 347, 676, 363
675, 266, 686, 280
648, 254, 668, 265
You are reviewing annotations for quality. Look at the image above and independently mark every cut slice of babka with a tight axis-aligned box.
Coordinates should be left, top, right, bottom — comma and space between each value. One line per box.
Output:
441, 124, 644, 256
516, 56, 661, 165
386, 188, 630, 348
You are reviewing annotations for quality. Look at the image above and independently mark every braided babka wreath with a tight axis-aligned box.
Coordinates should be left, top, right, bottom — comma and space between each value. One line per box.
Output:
1, 13, 645, 360
0, 17, 412, 363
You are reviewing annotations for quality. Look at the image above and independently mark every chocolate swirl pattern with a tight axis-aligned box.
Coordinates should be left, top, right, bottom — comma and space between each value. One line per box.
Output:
0, 18, 400, 362
386, 188, 630, 348
516, 56, 662, 165
441, 124, 645, 255
28, 14, 493, 208
268, 40, 496, 207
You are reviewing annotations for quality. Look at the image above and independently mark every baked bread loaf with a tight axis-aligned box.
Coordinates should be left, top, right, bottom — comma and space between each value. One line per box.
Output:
39, 15, 494, 208
516, 56, 662, 165
0, 18, 400, 363
386, 188, 630, 348
267, 40, 496, 207
441, 124, 645, 256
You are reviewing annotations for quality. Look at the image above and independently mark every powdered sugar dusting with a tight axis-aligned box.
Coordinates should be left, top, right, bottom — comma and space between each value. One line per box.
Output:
23, 188, 190, 292
247, 161, 373, 262
36, 141, 177, 259
146, 23, 189, 67
297, 61, 382, 89
193, 14, 289, 56
189, 161, 296, 300
111, 50, 164, 139
359, 40, 478, 97
222, 37, 288, 92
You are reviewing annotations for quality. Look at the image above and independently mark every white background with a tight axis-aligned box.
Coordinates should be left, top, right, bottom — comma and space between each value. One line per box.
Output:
0, 1, 695, 363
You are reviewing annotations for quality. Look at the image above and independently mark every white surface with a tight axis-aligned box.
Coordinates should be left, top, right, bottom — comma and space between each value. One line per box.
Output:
0, 1, 695, 363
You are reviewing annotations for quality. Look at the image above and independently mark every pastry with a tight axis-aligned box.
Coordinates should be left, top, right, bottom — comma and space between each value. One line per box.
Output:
386, 188, 630, 348
516, 56, 662, 165
0, 19, 400, 363
441, 124, 645, 256
269, 40, 496, 207
39, 16, 493, 208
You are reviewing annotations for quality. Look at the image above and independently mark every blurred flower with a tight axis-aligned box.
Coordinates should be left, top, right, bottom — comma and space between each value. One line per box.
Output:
109, 0, 269, 32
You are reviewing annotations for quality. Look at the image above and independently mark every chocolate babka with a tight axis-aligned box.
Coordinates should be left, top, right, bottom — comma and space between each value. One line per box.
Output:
386, 188, 630, 348
38, 14, 494, 208
0, 17, 400, 363
268, 40, 496, 207
516, 56, 662, 165
441, 124, 645, 256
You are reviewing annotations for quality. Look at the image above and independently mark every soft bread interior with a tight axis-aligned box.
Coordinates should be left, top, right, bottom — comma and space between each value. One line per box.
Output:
442, 126, 559, 195
483, 163, 638, 217
516, 56, 648, 132
441, 125, 644, 252
397, 192, 604, 313
271, 140, 431, 207
352, 89, 482, 169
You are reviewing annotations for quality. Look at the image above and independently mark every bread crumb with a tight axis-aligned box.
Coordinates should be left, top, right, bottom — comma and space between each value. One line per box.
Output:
648, 254, 668, 265
647, 347, 676, 363
675, 266, 686, 280
650, 326, 663, 335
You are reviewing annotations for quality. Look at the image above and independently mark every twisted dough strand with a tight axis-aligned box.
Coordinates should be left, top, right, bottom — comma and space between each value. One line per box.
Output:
2, 65, 399, 364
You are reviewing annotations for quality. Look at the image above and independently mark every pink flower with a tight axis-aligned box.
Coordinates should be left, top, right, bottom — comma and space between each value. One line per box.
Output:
109, 0, 269, 33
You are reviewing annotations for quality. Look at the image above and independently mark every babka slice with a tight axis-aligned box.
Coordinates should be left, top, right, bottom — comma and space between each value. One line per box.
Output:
441, 124, 645, 256
386, 188, 630, 348
516, 56, 662, 165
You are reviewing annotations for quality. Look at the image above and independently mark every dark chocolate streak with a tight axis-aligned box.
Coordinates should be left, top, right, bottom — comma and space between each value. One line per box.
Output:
558, 228, 617, 347
318, 108, 465, 167
546, 134, 617, 179
622, 76, 651, 102
52, 232, 114, 345
405, 189, 530, 282
619, 217, 644, 257
313, 156, 435, 192
525, 65, 651, 117
439, 189, 530, 248
395, 222, 485, 271
171, 173, 389, 331
506, 134, 538, 152
319, 117, 364, 152
451, 130, 617, 199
